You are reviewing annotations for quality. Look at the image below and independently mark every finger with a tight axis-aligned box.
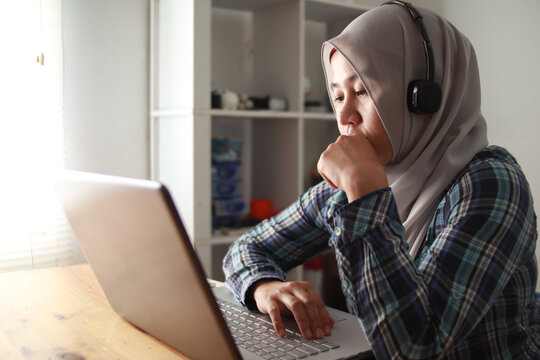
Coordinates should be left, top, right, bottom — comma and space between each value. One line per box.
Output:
266, 303, 286, 337
290, 287, 325, 339
282, 293, 313, 339
318, 303, 334, 336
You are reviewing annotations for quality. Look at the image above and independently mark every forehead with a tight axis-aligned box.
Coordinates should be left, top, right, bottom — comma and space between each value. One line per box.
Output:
330, 52, 361, 88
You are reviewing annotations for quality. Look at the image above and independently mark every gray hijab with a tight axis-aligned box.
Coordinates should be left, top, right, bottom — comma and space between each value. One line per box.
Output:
321, 4, 488, 258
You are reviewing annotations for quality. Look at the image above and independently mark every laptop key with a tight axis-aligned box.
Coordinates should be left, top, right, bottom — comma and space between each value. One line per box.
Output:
288, 349, 308, 358
304, 341, 330, 352
296, 345, 319, 356
279, 355, 296, 360
322, 342, 340, 350
312, 338, 328, 344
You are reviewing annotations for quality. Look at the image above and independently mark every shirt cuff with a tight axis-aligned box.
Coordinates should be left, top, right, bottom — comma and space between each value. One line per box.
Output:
330, 188, 403, 249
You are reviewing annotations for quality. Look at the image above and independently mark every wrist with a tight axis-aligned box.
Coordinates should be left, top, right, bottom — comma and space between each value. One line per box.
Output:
344, 164, 388, 202
249, 279, 282, 306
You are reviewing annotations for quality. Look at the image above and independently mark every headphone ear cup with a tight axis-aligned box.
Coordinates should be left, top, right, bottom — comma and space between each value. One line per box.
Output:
407, 80, 442, 114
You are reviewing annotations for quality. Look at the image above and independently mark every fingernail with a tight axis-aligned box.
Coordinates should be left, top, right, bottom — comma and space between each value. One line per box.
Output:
316, 328, 324, 338
325, 325, 332, 335
278, 328, 286, 337
305, 329, 313, 338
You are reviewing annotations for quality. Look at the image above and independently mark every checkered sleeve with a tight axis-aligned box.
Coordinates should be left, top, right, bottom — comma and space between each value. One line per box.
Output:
330, 158, 537, 359
223, 181, 334, 307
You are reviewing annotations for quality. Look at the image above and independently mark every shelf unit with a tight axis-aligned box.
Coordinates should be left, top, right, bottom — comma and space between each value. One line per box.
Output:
149, 0, 370, 280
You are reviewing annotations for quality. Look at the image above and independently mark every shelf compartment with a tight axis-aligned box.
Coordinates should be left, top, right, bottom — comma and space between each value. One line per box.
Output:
211, 1, 302, 112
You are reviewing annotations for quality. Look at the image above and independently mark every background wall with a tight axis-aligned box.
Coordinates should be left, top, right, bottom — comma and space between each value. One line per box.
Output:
439, 0, 540, 284
62, 0, 540, 287
63, 0, 149, 179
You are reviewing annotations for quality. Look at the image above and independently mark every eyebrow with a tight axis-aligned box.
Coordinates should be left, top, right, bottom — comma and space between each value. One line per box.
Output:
330, 74, 360, 89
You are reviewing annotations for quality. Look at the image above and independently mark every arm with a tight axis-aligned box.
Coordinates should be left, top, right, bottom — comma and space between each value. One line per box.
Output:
333, 159, 536, 359
222, 181, 336, 337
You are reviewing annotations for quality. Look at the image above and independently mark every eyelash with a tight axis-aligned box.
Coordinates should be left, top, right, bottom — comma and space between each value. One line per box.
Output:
333, 90, 367, 103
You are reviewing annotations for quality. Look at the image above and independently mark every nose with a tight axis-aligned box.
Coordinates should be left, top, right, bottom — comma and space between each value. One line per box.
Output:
337, 96, 361, 126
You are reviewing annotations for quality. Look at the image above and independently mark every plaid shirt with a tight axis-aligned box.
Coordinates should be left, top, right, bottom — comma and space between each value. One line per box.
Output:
223, 146, 540, 359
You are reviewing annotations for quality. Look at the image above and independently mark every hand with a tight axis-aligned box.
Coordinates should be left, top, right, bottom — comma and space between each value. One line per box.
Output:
317, 134, 388, 202
252, 280, 334, 339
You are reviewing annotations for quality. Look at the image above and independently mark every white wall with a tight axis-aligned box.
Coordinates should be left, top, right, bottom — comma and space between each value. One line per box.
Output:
63, 0, 149, 179
435, 0, 540, 289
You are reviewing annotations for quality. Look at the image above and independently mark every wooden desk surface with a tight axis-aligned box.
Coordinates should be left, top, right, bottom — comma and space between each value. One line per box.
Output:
0, 264, 188, 360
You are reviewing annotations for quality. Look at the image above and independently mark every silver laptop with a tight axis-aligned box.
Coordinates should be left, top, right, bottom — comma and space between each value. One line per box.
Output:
55, 170, 372, 360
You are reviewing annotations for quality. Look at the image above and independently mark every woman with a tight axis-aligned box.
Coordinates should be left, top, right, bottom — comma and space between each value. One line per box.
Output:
223, 2, 540, 358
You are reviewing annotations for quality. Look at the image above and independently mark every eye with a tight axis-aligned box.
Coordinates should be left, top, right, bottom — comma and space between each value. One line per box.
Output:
333, 95, 344, 103
356, 90, 367, 97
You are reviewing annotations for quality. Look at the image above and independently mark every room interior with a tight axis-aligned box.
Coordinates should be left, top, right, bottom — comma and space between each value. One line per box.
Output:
61, 0, 540, 291
0, 0, 539, 358
2, 0, 539, 287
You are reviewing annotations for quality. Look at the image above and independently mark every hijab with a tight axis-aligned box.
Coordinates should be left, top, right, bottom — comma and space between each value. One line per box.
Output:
321, 4, 488, 258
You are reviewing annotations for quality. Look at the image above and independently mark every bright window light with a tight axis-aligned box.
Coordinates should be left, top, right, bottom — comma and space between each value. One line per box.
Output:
0, 0, 75, 272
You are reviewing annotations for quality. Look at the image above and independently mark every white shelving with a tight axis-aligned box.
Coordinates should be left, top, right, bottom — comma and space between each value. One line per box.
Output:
150, 0, 370, 280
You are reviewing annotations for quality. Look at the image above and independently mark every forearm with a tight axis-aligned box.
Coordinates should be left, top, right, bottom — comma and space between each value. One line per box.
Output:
328, 189, 438, 357
331, 189, 439, 358
223, 183, 333, 306
222, 230, 288, 307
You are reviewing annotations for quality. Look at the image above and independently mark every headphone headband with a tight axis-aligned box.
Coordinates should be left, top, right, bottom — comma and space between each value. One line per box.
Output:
381, 1, 442, 113
382, 1, 434, 81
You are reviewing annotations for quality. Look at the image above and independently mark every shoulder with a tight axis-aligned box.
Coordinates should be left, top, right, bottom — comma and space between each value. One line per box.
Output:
444, 145, 533, 217
451, 146, 527, 192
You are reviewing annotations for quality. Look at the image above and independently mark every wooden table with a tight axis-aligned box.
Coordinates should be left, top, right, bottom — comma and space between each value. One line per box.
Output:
0, 264, 188, 359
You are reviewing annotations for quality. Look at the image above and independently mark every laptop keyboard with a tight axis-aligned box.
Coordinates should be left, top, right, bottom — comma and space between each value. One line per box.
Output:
217, 298, 340, 359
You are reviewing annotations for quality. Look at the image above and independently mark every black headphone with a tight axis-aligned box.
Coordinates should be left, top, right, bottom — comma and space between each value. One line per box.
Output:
382, 1, 442, 114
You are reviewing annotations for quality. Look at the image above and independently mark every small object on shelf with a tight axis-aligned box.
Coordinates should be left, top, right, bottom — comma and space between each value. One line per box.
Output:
213, 199, 248, 217
212, 162, 242, 181
211, 90, 222, 109
220, 89, 239, 110
249, 198, 273, 221
212, 180, 242, 199
212, 213, 257, 232
211, 90, 287, 111
211, 90, 254, 110
213, 215, 242, 229
304, 76, 312, 100
249, 95, 288, 111
212, 89, 239, 110
214, 226, 253, 237
304, 100, 327, 113
238, 93, 254, 110
212, 138, 243, 163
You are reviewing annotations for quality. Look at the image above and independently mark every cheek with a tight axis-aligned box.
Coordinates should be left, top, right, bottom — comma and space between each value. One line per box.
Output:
365, 110, 392, 163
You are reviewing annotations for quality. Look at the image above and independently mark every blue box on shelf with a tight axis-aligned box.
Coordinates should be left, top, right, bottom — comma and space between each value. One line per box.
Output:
213, 199, 248, 217
213, 215, 241, 229
212, 162, 242, 181
212, 180, 242, 199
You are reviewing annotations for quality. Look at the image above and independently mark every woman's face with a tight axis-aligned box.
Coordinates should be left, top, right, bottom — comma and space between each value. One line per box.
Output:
329, 51, 393, 165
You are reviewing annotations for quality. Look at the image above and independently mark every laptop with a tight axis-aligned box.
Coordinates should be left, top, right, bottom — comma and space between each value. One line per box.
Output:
55, 170, 372, 360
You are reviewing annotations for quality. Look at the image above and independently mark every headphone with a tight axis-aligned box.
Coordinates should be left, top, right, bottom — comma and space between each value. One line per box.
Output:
382, 1, 442, 114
